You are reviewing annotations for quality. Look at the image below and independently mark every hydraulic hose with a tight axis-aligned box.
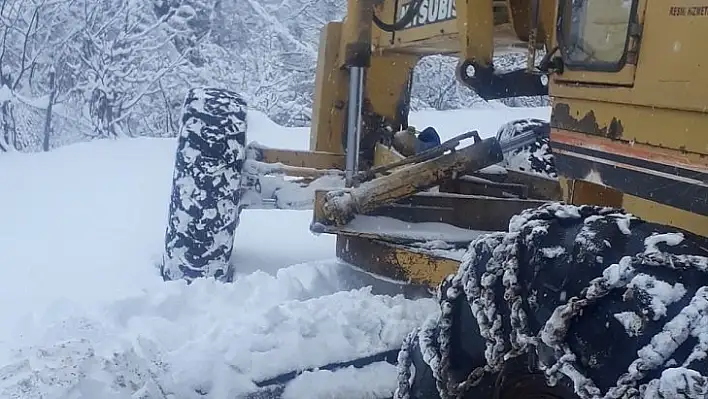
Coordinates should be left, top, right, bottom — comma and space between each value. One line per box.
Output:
373, 0, 424, 32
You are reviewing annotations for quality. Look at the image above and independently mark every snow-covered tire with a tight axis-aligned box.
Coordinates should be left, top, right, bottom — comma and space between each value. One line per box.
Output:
496, 118, 557, 179
162, 88, 247, 283
396, 203, 708, 399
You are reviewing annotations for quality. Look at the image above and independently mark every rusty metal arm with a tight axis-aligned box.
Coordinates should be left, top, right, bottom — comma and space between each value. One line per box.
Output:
314, 128, 544, 226
319, 137, 505, 226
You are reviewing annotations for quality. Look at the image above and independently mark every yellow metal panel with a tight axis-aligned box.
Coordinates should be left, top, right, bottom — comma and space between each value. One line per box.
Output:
568, 179, 623, 208
364, 53, 420, 123
336, 234, 461, 288
456, 0, 495, 65
338, 0, 375, 68
393, 20, 459, 45
258, 149, 345, 170
566, 179, 708, 238
551, 98, 708, 159
373, 143, 405, 168
389, 246, 460, 286
630, 1, 708, 112
538, 0, 557, 47
622, 194, 708, 238
371, 1, 395, 49
310, 23, 347, 153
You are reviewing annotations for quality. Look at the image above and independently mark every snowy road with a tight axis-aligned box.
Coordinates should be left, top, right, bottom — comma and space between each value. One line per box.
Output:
0, 106, 550, 398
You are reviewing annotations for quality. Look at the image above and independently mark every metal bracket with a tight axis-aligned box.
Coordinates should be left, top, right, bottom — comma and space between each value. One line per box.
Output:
456, 60, 549, 100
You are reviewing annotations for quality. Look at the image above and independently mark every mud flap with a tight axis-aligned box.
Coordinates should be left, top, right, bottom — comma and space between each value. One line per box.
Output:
162, 88, 247, 283
397, 203, 708, 399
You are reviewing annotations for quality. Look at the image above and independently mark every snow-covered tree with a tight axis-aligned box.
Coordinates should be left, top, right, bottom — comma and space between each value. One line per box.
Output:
65, 0, 193, 138
0, 0, 548, 154
0, 0, 79, 151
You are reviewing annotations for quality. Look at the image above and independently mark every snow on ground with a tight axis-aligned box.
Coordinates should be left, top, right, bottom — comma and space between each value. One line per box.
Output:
0, 105, 549, 398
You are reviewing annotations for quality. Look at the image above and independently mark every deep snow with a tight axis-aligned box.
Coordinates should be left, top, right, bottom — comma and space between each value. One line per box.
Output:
0, 105, 550, 398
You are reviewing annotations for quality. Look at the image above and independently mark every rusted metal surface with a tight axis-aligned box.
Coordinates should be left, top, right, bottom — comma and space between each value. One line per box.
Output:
503, 169, 562, 200
256, 148, 345, 170
320, 137, 505, 226
314, 192, 550, 290
439, 175, 529, 198
380, 193, 549, 231
372, 142, 404, 169
336, 234, 461, 288
471, 169, 508, 183
551, 103, 624, 139
313, 190, 549, 232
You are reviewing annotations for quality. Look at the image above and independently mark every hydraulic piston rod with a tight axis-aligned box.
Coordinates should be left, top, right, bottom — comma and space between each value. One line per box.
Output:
344, 67, 364, 187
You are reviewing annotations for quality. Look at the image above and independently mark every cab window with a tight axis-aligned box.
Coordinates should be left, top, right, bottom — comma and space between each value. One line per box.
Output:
558, 0, 636, 71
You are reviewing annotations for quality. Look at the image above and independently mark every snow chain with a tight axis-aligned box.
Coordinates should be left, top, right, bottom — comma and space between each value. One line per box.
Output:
395, 203, 708, 399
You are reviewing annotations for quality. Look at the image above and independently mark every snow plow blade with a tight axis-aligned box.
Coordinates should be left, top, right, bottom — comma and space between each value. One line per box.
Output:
312, 192, 550, 288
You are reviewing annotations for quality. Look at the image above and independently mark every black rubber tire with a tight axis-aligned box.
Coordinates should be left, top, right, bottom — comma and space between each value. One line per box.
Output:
495, 118, 557, 179
162, 88, 247, 283
396, 203, 708, 399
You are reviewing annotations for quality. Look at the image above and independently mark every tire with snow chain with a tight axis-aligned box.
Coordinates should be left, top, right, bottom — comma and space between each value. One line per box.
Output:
395, 203, 708, 399
162, 87, 247, 283
496, 118, 557, 179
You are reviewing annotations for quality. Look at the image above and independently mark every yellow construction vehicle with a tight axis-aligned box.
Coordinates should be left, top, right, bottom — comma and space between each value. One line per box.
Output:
161, 0, 708, 397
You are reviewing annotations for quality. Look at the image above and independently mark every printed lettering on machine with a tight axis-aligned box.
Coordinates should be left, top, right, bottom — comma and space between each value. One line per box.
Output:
398, 0, 456, 29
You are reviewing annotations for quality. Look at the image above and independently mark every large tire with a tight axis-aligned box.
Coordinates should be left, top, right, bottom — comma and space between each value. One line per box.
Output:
496, 118, 558, 179
162, 88, 247, 283
396, 203, 708, 399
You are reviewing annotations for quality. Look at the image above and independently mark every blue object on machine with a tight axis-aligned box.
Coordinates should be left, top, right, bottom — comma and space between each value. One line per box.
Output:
415, 126, 442, 153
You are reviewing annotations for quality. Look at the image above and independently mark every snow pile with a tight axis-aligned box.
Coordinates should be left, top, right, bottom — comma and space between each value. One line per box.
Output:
613, 311, 644, 337
0, 106, 550, 397
280, 362, 399, 399
627, 273, 687, 321
0, 275, 437, 398
643, 367, 708, 398
344, 215, 489, 244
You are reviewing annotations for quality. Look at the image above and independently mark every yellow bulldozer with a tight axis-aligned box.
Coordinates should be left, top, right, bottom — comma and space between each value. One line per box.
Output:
161, 0, 708, 397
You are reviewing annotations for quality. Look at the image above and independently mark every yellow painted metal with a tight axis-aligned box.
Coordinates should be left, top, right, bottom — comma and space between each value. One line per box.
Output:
622, 195, 708, 238
365, 53, 420, 124
550, 99, 708, 158
297, 0, 708, 286
259, 148, 345, 170
456, 0, 495, 65
564, 179, 708, 238
310, 22, 347, 154
336, 234, 461, 288
372, 143, 405, 168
